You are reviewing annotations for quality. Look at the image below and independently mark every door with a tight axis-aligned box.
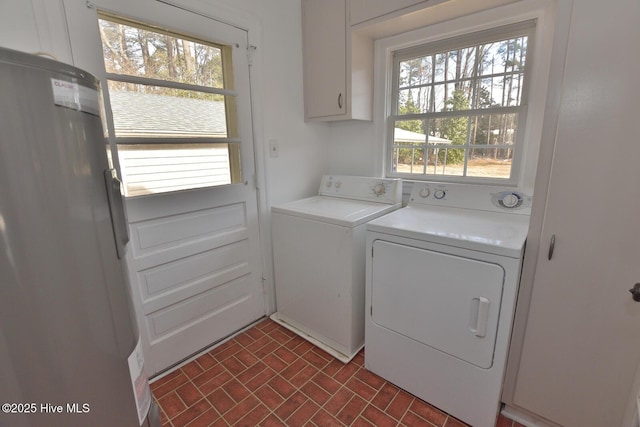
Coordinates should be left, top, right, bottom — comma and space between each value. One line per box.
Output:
63, 0, 265, 375
509, 1, 640, 425
371, 240, 504, 369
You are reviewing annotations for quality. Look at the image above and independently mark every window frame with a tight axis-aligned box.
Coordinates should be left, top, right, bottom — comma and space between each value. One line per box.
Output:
381, 18, 539, 187
97, 12, 243, 196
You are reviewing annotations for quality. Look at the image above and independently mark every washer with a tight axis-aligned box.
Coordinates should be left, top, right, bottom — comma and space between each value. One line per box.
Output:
271, 175, 401, 363
365, 183, 531, 427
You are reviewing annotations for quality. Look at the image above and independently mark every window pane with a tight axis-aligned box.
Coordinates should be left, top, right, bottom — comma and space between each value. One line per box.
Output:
108, 81, 229, 138
117, 143, 240, 196
466, 148, 512, 179
469, 113, 518, 146
393, 122, 426, 144
99, 18, 224, 89
426, 147, 465, 176
397, 88, 431, 114
399, 56, 433, 88
392, 146, 425, 174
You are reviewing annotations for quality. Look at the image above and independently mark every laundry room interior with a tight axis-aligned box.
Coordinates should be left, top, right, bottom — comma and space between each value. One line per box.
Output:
1, 0, 639, 426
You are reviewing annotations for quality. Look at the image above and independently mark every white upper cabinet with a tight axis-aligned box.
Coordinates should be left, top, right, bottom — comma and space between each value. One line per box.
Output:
302, 0, 373, 122
349, 0, 427, 26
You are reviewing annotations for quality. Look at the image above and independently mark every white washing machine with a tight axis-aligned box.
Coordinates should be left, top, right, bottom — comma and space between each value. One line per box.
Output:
271, 175, 401, 363
365, 183, 531, 427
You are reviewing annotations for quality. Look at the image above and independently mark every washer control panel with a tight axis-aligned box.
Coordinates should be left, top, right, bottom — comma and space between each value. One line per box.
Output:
409, 183, 532, 215
319, 175, 402, 204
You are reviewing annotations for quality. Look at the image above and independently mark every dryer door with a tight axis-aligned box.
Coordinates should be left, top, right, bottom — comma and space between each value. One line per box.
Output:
371, 240, 504, 368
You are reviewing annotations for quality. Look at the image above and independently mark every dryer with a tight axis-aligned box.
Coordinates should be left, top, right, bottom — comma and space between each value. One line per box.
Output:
365, 183, 531, 427
271, 175, 401, 363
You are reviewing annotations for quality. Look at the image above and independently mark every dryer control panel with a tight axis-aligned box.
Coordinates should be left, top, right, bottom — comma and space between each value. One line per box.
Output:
409, 183, 532, 215
319, 175, 402, 205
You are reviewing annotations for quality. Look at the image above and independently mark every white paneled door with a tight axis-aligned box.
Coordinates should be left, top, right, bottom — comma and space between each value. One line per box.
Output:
64, 0, 266, 375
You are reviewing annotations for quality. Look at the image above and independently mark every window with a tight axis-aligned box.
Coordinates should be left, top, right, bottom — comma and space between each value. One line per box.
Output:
98, 14, 242, 196
387, 21, 534, 184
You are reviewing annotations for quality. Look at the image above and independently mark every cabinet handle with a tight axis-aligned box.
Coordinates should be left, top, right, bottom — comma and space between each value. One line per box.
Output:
338, 92, 343, 109
548, 234, 556, 260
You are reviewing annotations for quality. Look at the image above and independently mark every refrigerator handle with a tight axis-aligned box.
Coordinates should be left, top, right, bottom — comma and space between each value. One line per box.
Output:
104, 169, 130, 259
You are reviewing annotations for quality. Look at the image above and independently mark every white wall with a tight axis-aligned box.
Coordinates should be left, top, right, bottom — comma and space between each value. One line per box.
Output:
0, 0, 329, 206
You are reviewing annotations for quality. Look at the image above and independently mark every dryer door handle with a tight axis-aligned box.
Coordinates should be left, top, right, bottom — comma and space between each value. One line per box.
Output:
471, 297, 490, 338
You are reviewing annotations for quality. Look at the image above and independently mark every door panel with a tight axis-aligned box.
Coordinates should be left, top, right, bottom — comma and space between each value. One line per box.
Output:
63, 0, 265, 375
511, 1, 640, 425
371, 240, 504, 369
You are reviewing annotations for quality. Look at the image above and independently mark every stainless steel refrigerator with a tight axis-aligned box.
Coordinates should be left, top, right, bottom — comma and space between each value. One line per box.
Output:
0, 48, 159, 427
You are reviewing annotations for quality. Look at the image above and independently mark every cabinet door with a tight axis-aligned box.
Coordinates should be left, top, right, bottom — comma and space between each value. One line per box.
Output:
349, 0, 426, 26
511, 1, 640, 425
302, 0, 346, 119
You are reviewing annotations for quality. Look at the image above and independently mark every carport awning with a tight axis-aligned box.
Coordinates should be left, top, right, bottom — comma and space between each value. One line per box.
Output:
394, 128, 451, 144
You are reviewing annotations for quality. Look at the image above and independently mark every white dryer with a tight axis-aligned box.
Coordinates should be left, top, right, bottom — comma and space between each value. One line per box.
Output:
365, 183, 531, 427
271, 175, 402, 363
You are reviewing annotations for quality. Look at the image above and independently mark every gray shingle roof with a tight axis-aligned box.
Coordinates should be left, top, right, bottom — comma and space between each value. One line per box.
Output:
109, 90, 227, 138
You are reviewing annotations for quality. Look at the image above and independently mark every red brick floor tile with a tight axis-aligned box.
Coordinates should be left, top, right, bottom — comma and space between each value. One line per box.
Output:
289, 364, 319, 388
287, 399, 320, 425
322, 359, 344, 377
194, 352, 217, 370
361, 404, 397, 427
223, 395, 259, 425
263, 353, 288, 373
311, 371, 342, 394
254, 340, 281, 359
274, 346, 297, 364
158, 391, 186, 419
254, 385, 285, 411
175, 382, 203, 407
336, 395, 367, 425
235, 348, 260, 367
300, 380, 332, 406
274, 390, 307, 420
206, 389, 235, 415
410, 398, 448, 426
302, 349, 331, 370
210, 339, 242, 362
283, 335, 306, 351
236, 360, 268, 385
221, 378, 251, 402
311, 409, 343, 426
445, 416, 471, 427
354, 367, 386, 390
371, 382, 400, 411
402, 410, 434, 426
152, 372, 189, 398
267, 375, 297, 399
221, 355, 247, 376
324, 387, 356, 415
171, 398, 210, 427
235, 403, 271, 427
195, 369, 232, 395
260, 413, 287, 427
245, 366, 277, 391
291, 339, 314, 356
281, 358, 311, 381
183, 408, 220, 427
345, 376, 378, 401
191, 363, 227, 389
154, 321, 504, 427
333, 361, 360, 384
352, 416, 376, 426
386, 389, 415, 420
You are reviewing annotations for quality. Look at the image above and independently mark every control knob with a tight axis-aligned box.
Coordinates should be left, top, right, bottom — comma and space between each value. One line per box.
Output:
373, 183, 386, 196
434, 189, 446, 199
500, 192, 522, 208
419, 187, 430, 198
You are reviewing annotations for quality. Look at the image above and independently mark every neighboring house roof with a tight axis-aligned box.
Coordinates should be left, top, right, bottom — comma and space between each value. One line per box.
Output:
109, 90, 227, 138
394, 127, 451, 144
